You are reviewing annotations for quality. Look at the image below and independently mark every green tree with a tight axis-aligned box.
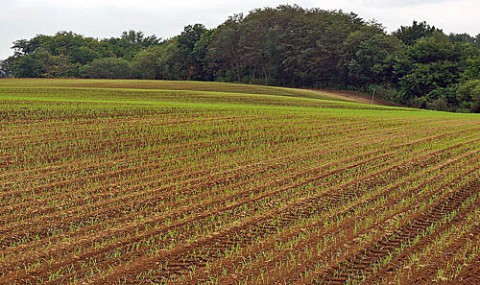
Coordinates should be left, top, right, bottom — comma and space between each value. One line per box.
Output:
281, 8, 365, 87
81, 58, 133, 79
133, 46, 163, 79
193, 29, 215, 81
11, 48, 52, 78
208, 14, 245, 82
394, 32, 462, 104
449, 33, 476, 44
12, 38, 41, 55
393, 21, 440, 46
238, 8, 285, 85
0, 58, 13, 77
457, 80, 480, 112
103, 31, 160, 60
461, 56, 480, 81
339, 25, 402, 87
177, 24, 208, 80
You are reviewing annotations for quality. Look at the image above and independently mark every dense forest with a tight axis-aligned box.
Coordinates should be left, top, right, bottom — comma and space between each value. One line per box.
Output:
1, 5, 480, 112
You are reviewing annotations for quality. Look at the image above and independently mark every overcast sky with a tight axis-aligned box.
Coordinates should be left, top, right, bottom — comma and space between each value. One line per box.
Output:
1, 0, 479, 60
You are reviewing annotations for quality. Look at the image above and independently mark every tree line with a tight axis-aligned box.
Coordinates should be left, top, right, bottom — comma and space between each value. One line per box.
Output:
1, 5, 480, 112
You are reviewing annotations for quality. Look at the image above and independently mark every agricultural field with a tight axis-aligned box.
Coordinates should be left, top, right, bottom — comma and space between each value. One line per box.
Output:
1, 79, 480, 285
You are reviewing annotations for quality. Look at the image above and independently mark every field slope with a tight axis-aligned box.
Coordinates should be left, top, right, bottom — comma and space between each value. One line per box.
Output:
1, 79, 480, 285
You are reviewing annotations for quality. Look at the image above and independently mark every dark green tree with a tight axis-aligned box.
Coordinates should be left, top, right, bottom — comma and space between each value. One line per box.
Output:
11, 48, 51, 78
103, 31, 160, 60
392, 31, 477, 109
133, 46, 164, 79
81, 58, 133, 79
339, 25, 402, 87
281, 9, 365, 87
177, 24, 208, 80
0, 58, 13, 77
12, 38, 41, 55
393, 21, 441, 46
457, 80, 480, 112
208, 14, 245, 82
192, 29, 216, 81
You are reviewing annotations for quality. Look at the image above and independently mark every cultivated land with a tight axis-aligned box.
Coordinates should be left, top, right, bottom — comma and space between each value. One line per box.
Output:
1, 79, 480, 285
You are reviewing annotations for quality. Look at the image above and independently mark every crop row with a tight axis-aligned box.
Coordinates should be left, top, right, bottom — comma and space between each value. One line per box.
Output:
2, 84, 480, 284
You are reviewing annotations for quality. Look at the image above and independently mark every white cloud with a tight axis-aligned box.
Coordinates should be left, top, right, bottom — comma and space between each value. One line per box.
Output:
358, 0, 458, 8
354, 0, 480, 33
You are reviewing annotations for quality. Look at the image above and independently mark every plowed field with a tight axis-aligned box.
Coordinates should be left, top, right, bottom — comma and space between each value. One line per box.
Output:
1, 79, 479, 284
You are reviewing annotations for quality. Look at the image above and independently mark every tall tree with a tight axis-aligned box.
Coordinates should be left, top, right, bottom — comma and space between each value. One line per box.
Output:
238, 8, 285, 85
177, 24, 208, 80
208, 14, 245, 82
393, 31, 476, 107
0, 59, 13, 78
339, 24, 402, 87
393, 21, 440, 46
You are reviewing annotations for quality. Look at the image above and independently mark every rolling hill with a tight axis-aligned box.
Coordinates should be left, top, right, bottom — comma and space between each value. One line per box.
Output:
1, 79, 479, 284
